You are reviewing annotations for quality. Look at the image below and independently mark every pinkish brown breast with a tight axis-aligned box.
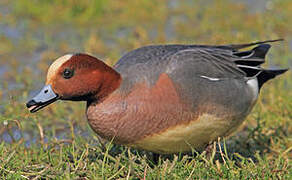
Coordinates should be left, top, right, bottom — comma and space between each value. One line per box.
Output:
86, 73, 197, 144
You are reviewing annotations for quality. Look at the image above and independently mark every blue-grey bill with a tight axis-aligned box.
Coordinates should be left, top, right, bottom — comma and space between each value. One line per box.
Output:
26, 85, 59, 113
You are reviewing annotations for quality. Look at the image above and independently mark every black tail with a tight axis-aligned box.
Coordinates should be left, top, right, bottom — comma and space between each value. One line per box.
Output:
234, 44, 271, 67
257, 69, 289, 88
228, 39, 288, 89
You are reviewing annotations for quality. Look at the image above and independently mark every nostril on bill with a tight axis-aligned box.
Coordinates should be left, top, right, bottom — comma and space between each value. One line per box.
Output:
26, 99, 37, 108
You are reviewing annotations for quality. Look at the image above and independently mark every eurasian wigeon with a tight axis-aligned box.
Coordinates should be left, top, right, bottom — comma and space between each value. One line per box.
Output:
26, 39, 288, 154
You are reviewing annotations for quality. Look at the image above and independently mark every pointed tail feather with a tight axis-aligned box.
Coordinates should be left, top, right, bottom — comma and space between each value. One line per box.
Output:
227, 39, 284, 50
257, 68, 289, 88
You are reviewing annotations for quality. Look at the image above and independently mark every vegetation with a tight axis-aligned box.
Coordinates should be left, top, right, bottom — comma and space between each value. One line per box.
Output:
0, 0, 291, 179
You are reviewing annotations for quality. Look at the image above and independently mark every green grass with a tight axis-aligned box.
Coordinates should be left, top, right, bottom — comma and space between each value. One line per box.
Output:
0, 0, 291, 179
0, 130, 291, 179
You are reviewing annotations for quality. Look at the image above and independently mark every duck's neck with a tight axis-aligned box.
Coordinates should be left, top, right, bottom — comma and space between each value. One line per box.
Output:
90, 65, 122, 104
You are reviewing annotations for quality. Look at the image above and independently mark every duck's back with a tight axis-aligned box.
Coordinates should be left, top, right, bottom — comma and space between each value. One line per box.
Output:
114, 40, 286, 97
114, 44, 242, 86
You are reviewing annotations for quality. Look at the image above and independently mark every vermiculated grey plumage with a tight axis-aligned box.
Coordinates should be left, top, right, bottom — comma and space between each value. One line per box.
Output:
115, 39, 287, 93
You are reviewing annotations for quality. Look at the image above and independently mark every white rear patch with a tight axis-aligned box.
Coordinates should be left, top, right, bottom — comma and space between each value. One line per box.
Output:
200, 75, 220, 81
46, 54, 73, 84
247, 78, 259, 102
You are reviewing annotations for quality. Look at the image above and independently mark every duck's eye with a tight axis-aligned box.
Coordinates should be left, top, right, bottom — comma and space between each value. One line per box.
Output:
63, 68, 74, 79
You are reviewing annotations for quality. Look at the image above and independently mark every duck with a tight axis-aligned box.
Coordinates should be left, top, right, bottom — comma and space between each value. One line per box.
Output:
26, 39, 288, 154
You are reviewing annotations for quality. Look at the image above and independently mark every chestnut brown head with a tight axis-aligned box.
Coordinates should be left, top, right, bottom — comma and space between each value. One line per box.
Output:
26, 53, 121, 113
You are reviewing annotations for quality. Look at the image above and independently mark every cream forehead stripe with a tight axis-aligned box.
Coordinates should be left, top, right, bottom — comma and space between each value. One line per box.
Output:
46, 54, 73, 84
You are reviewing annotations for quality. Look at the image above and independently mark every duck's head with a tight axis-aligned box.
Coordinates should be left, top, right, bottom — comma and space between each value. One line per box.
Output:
26, 53, 121, 113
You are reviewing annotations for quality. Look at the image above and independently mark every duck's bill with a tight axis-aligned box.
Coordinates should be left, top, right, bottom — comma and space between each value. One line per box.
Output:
26, 85, 59, 113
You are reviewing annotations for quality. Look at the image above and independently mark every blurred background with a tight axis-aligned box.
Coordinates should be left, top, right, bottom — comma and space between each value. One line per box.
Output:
0, 0, 291, 149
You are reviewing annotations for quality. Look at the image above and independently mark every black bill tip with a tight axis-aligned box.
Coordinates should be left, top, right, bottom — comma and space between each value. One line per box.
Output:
26, 99, 39, 113
26, 99, 37, 108
26, 84, 59, 113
